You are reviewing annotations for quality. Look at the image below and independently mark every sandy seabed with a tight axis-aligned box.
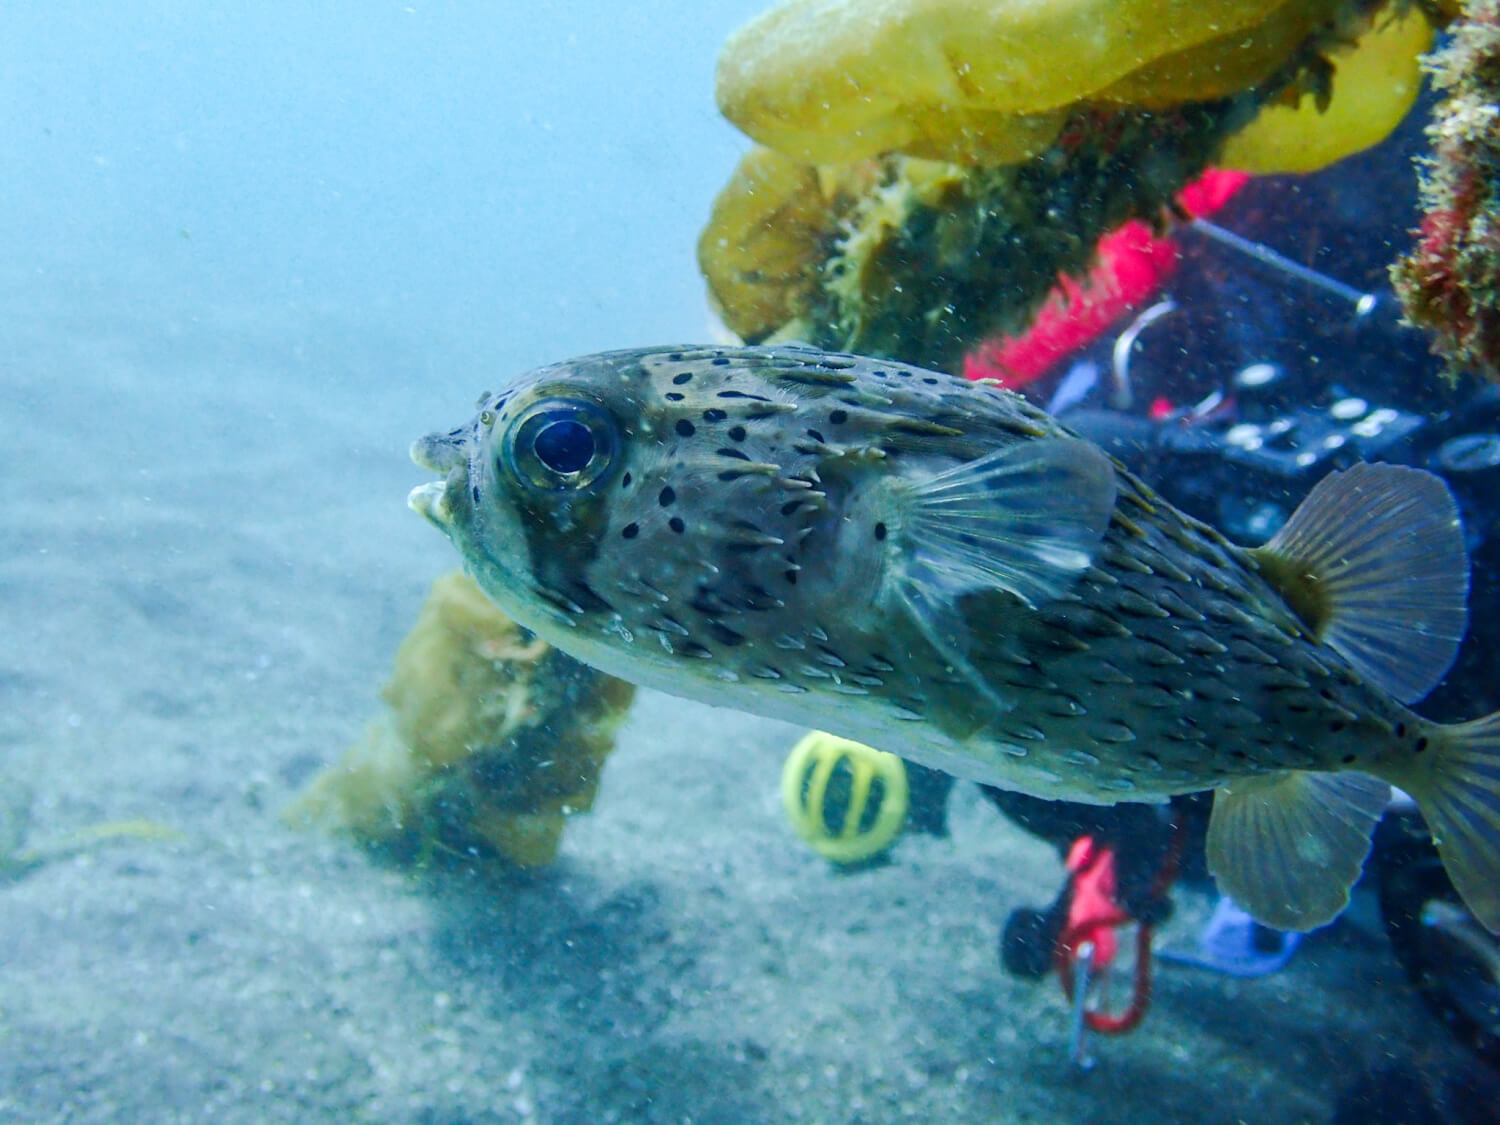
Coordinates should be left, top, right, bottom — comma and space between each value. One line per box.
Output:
0, 281, 1478, 1124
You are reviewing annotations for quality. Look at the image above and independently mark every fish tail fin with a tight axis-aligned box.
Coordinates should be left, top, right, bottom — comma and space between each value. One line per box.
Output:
1206, 770, 1390, 932
1386, 711, 1500, 935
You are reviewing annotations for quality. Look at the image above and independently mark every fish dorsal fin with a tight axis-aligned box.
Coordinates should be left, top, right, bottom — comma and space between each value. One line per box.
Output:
1250, 462, 1469, 704
1207, 770, 1390, 931
888, 438, 1117, 720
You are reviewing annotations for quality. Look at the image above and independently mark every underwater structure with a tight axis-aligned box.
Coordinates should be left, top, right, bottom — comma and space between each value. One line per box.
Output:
700, 0, 1437, 371
291, 571, 635, 869
1392, 0, 1500, 383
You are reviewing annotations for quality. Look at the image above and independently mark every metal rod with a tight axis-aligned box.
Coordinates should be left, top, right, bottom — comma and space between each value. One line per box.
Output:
1067, 941, 1097, 1071
1190, 218, 1378, 317
1110, 298, 1177, 409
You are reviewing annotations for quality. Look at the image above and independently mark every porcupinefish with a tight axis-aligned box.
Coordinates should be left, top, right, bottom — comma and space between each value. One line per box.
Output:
409, 344, 1500, 934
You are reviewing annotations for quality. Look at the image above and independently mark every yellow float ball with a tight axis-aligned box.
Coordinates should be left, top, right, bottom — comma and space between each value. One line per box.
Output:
781, 731, 910, 864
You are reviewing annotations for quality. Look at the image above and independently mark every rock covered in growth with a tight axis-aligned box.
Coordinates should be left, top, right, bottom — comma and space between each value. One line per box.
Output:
703, 0, 1417, 371
1392, 0, 1500, 383
287, 571, 636, 869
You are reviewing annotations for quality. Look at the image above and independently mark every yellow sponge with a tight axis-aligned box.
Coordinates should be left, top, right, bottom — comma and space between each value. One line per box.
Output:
1221, 5, 1433, 173
716, 0, 1357, 165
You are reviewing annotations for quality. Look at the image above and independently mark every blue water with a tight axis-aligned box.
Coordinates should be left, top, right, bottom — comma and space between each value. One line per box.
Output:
1, 1, 763, 370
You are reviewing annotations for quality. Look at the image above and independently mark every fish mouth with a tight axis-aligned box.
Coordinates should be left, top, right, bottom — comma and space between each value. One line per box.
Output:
407, 479, 454, 532
408, 429, 471, 534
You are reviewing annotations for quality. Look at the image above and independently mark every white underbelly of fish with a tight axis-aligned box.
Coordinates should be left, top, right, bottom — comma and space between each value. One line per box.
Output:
553, 620, 1169, 806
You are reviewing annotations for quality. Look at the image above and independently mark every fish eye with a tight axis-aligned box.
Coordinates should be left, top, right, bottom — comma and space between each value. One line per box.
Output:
534, 418, 594, 474
504, 397, 618, 491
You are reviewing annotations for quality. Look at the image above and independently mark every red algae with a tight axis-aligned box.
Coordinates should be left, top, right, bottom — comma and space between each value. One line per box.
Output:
1392, 0, 1500, 381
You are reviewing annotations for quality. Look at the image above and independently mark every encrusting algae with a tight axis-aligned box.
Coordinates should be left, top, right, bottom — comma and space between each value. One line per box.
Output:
1392, 0, 1500, 383
287, 571, 635, 869
701, 0, 1441, 370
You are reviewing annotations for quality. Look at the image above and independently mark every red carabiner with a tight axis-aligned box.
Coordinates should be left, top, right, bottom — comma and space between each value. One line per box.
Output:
1054, 821, 1184, 1036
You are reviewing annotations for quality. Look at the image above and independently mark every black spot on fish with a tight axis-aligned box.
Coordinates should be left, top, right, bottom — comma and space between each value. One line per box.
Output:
666, 392, 685, 402
1330, 720, 1346, 732
690, 590, 730, 615
570, 580, 615, 614
711, 357, 731, 367
829, 409, 849, 424
1415, 736, 1429, 754
781, 499, 803, 516
718, 448, 751, 461
728, 425, 747, 442
681, 642, 713, 659
784, 570, 798, 584
741, 583, 783, 611
806, 428, 826, 443
874, 522, 887, 541
472, 485, 481, 504
708, 622, 747, 646
659, 486, 677, 507
622, 523, 639, 539
1395, 722, 1407, 738
1342, 754, 1357, 764
672, 371, 694, 385
621, 472, 632, 489
702, 408, 727, 422
669, 516, 686, 534
717, 389, 773, 401
676, 419, 696, 437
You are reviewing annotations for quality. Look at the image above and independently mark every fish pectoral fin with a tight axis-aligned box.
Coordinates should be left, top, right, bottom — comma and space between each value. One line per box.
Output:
1382, 712, 1500, 935
1206, 770, 1389, 932
899, 437, 1117, 609
887, 438, 1117, 727
893, 582, 1013, 728
1249, 463, 1468, 704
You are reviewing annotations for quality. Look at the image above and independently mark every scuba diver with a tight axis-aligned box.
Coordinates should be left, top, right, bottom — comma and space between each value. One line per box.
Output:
779, 100, 1500, 1078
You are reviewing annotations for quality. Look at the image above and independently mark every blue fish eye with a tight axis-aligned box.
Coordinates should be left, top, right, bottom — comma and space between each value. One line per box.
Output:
533, 417, 595, 475
505, 398, 618, 491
